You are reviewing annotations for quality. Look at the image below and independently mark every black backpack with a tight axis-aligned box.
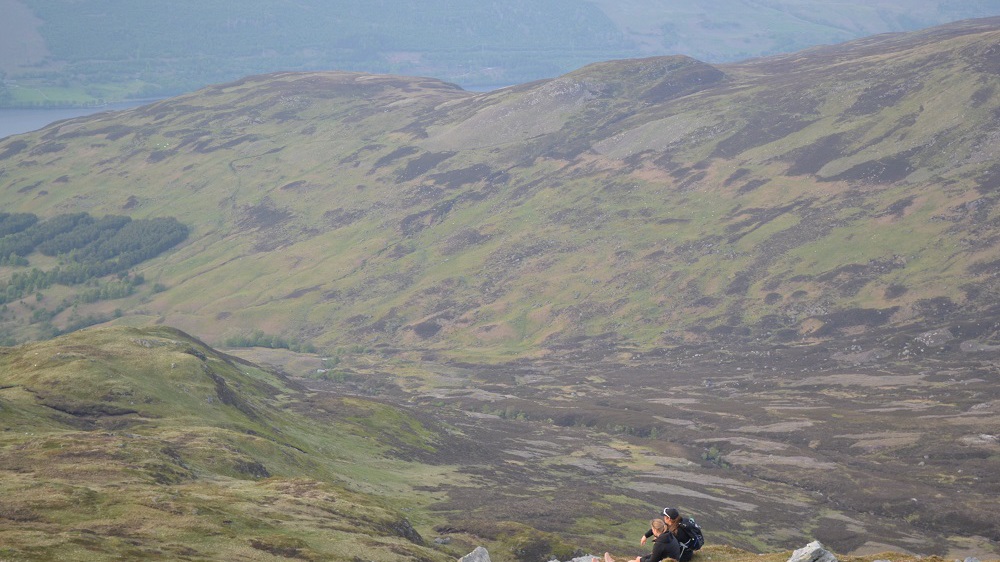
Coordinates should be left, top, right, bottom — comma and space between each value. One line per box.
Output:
678, 517, 704, 551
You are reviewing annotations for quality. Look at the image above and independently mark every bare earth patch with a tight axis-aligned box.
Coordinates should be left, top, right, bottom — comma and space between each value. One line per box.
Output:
785, 374, 927, 387
627, 482, 759, 512
723, 451, 838, 469
835, 432, 923, 451
733, 420, 815, 433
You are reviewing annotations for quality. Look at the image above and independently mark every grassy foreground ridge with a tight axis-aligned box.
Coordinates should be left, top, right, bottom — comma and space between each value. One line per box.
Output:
0, 326, 456, 561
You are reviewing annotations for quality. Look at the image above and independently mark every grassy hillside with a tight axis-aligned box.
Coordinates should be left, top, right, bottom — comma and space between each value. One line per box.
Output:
0, 325, 468, 560
2, 1, 1000, 106
1, 19, 998, 359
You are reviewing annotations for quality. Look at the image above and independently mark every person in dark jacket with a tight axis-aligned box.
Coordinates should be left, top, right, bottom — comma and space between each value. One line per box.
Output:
607, 518, 680, 562
663, 507, 698, 562
641, 508, 696, 562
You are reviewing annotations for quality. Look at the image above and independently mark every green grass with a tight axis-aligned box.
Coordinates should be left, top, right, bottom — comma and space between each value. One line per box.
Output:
0, 325, 463, 561
7, 85, 103, 107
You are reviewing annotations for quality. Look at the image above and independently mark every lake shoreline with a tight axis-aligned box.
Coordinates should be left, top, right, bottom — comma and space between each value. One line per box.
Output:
0, 99, 161, 140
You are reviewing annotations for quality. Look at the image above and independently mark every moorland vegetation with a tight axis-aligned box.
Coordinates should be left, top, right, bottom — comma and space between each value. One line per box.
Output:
0, 16, 999, 562
2, 325, 997, 562
1, 324, 997, 561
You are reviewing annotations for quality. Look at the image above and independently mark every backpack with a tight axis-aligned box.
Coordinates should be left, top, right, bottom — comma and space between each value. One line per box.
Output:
678, 517, 704, 551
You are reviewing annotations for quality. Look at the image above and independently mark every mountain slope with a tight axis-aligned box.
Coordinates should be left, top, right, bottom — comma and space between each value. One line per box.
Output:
0, 325, 456, 561
0, 18, 998, 358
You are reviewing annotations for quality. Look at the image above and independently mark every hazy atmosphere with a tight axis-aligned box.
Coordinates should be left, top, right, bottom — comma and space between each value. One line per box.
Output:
3, 0, 1000, 106
1, 2, 999, 562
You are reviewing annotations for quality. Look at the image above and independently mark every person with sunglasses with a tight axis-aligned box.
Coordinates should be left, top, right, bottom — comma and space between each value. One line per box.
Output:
640, 507, 701, 562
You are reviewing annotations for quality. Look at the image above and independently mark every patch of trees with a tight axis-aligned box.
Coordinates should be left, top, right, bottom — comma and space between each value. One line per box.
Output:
225, 329, 317, 353
3, 285, 128, 343
0, 213, 39, 237
0, 212, 188, 306
702, 446, 731, 469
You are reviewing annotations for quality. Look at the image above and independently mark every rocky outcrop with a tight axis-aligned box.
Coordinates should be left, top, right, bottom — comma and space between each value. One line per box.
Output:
459, 542, 846, 562
459, 547, 492, 562
787, 541, 837, 562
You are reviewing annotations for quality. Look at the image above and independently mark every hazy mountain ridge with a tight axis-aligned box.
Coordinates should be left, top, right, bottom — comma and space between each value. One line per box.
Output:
0, 19, 998, 359
3, 0, 1000, 105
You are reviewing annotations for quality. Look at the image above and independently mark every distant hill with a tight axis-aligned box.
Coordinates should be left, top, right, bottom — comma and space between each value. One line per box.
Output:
1, 0, 1000, 106
0, 18, 998, 359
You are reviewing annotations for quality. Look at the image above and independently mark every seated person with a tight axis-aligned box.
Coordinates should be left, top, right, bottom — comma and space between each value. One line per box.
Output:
608, 518, 680, 562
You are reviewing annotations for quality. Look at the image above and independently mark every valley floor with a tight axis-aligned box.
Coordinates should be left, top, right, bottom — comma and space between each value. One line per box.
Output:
236, 337, 1000, 561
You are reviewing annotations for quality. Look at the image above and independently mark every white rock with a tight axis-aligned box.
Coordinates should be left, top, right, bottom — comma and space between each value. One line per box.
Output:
460, 547, 492, 562
787, 541, 837, 562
